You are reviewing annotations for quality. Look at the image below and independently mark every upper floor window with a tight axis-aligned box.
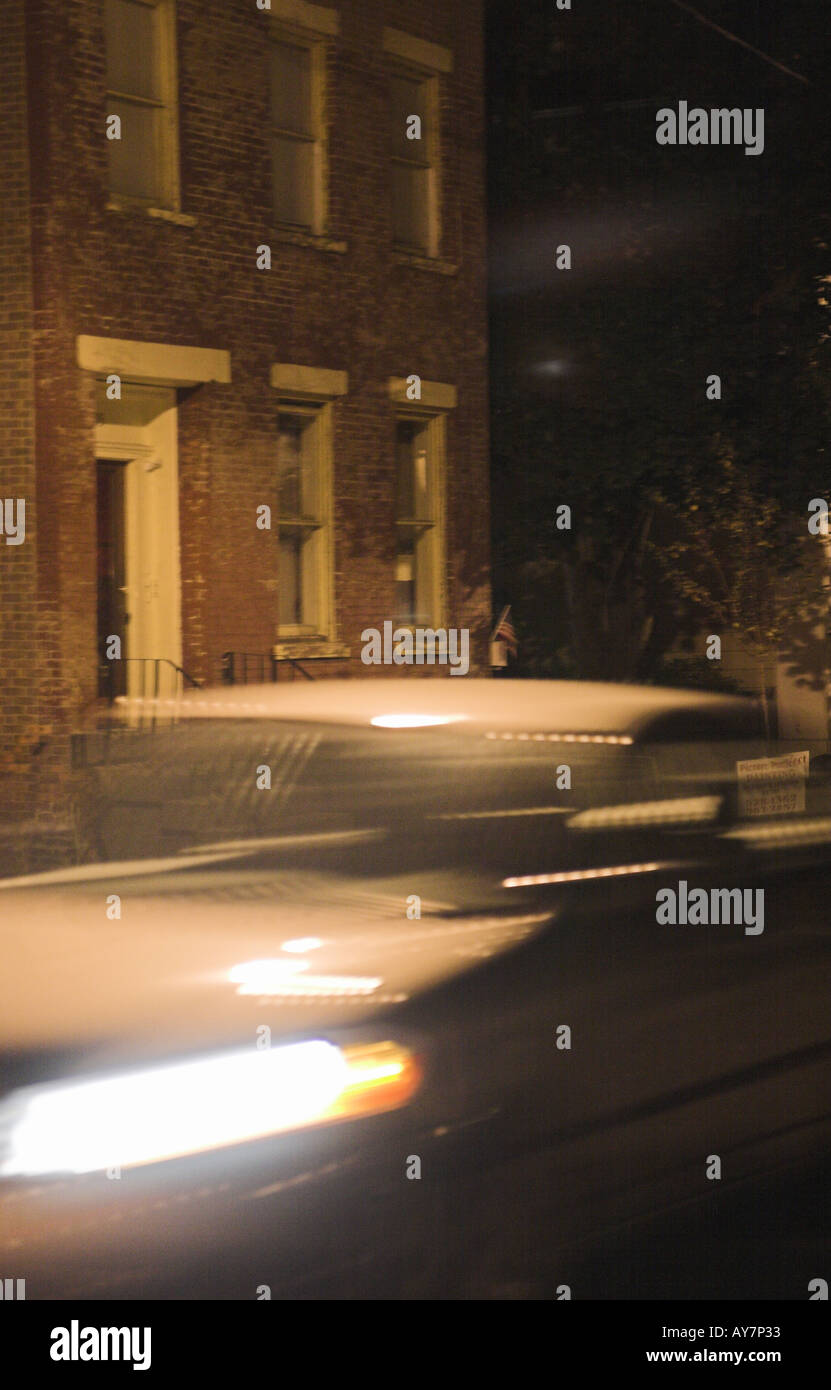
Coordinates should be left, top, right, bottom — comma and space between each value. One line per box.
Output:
104, 0, 180, 209
389, 68, 438, 255
270, 34, 326, 232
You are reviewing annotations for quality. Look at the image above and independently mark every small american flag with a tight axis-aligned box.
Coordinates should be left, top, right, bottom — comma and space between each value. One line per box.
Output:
491, 605, 518, 656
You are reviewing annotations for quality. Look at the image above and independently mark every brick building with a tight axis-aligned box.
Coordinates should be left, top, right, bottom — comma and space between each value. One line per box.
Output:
0, 0, 490, 858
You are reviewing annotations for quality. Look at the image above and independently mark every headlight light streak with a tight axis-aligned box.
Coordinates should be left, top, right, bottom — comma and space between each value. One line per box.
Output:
502, 861, 672, 888
0, 1040, 420, 1178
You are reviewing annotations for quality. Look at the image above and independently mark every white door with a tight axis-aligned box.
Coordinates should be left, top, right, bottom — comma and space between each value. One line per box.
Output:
95, 384, 182, 701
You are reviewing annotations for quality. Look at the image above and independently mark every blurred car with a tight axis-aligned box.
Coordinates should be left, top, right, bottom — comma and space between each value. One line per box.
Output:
0, 679, 829, 1299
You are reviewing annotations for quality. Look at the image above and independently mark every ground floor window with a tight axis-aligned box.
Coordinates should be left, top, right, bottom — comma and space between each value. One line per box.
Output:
395, 413, 445, 626
277, 403, 332, 637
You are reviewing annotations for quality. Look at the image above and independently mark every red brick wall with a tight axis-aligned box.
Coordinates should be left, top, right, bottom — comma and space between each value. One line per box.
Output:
0, 0, 39, 819
17, 0, 490, 736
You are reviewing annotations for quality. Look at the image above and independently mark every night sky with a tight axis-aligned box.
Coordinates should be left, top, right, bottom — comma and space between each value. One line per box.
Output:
485, 0, 831, 679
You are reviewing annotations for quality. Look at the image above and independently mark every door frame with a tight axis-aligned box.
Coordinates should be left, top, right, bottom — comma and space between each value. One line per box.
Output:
94, 421, 183, 701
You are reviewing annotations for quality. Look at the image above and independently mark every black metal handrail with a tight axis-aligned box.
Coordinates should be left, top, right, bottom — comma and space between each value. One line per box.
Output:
219, 651, 314, 683
283, 657, 315, 682
219, 651, 275, 685
101, 656, 202, 705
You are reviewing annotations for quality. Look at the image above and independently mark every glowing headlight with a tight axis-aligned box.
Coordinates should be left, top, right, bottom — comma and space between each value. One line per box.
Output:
0, 1040, 420, 1178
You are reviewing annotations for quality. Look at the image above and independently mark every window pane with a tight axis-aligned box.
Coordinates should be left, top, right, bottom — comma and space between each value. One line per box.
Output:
396, 422, 430, 520
395, 422, 416, 518
278, 416, 315, 517
392, 162, 429, 250
301, 532, 319, 630
271, 41, 313, 136
278, 420, 303, 516
105, 0, 160, 102
107, 99, 161, 201
279, 535, 302, 626
414, 535, 432, 625
395, 542, 416, 625
390, 75, 427, 160
413, 442, 428, 516
272, 135, 314, 228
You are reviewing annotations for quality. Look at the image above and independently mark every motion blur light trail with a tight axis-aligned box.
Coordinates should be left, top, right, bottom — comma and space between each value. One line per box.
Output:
0, 1040, 419, 1176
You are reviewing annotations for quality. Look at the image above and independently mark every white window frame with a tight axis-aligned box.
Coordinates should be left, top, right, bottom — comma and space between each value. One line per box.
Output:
393, 408, 447, 629
269, 24, 329, 235
275, 397, 335, 640
104, 0, 181, 212
388, 60, 440, 258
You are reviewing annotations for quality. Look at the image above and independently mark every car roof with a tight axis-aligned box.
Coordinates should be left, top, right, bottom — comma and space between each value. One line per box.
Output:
115, 679, 760, 740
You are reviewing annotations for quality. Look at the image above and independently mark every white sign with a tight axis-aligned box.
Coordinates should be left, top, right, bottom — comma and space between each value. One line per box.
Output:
736, 750, 809, 817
